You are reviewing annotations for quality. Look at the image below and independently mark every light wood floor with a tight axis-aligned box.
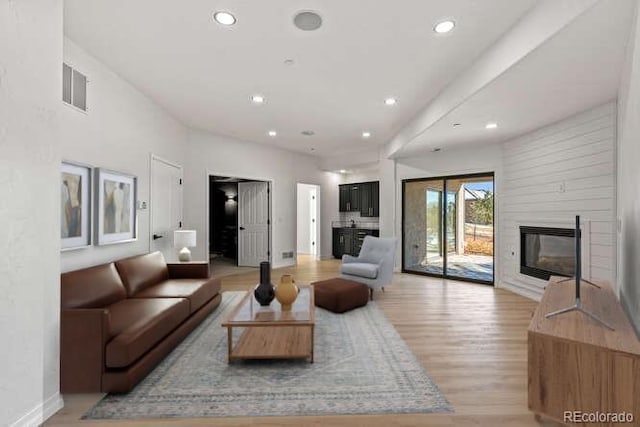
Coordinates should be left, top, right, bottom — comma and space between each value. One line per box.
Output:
47, 255, 561, 427
209, 255, 258, 278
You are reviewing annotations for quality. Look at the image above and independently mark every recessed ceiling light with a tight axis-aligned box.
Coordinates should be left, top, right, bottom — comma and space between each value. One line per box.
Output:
339, 169, 347, 174
250, 94, 265, 104
384, 97, 397, 106
432, 148, 442, 152
453, 123, 462, 127
284, 59, 295, 66
434, 20, 455, 34
362, 131, 371, 139
213, 11, 236, 26
485, 122, 498, 130
301, 130, 315, 136
293, 11, 323, 31
268, 130, 277, 137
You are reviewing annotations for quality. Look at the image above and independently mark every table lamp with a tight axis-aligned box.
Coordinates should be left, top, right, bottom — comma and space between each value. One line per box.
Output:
174, 230, 196, 262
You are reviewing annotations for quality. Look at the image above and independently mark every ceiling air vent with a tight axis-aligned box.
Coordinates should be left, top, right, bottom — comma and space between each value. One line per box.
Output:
63, 63, 87, 112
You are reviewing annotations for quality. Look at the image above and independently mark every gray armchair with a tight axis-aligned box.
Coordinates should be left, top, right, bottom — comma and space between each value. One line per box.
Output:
340, 236, 398, 299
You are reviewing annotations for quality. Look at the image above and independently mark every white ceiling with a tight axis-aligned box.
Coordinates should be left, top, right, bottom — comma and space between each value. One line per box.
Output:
63, 0, 538, 157
396, 0, 635, 158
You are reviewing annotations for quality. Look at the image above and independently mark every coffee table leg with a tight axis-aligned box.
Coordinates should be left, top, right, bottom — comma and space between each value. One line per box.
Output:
227, 327, 232, 363
310, 324, 314, 363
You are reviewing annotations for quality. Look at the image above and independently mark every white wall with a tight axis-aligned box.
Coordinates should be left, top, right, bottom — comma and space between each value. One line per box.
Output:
0, 1, 64, 425
394, 144, 503, 275
501, 103, 616, 300
617, 2, 640, 335
59, 38, 189, 272
341, 170, 380, 184
378, 156, 396, 239
184, 130, 340, 267
296, 183, 314, 254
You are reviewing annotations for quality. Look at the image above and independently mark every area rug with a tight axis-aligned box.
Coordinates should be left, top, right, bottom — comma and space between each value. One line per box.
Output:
84, 291, 452, 419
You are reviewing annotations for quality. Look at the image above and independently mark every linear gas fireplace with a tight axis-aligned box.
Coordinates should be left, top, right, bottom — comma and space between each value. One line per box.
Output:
520, 226, 575, 280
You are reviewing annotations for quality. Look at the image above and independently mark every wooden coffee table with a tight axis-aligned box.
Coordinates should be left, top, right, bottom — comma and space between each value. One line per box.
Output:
221, 285, 315, 363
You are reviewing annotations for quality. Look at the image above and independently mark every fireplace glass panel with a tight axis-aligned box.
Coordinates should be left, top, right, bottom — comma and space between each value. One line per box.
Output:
520, 226, 575, 280
524, 235, 574, 276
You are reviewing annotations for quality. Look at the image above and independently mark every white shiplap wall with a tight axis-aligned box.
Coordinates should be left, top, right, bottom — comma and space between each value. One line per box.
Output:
500, 103, 616, 300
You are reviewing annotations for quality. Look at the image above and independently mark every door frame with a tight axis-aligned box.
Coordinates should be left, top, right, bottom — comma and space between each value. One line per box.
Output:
205, 171, 272, 265
295, 182, 322, 260
149, 153, 183, 254
401, 171, 495, 285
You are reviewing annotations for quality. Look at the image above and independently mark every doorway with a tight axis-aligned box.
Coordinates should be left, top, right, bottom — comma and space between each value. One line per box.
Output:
150, 155, 183, 262
402, 172, 494, 284
296, 183, 321, 259
208, 175, 271, 275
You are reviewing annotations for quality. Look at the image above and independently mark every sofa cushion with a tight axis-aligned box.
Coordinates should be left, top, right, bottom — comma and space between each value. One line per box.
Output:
105, 298, 189, 368
61, 263, 126, 309
115, 251, 170, 296
132, 277, 221, 314
340, 262, 378, 279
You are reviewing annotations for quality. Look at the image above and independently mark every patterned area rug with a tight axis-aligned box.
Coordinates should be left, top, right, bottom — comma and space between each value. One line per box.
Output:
84, 292, 452, 419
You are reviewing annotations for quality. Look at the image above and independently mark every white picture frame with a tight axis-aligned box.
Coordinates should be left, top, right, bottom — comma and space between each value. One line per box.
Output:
95, 168, 137, 245
61, 161, 92, 251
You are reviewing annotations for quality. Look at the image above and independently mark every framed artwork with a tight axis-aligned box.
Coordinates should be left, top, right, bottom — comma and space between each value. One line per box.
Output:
95, 168, 137, 245
61, 161, 92, 251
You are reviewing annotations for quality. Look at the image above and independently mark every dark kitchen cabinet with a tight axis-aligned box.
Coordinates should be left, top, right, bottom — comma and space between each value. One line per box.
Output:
339, 184, 360, 212
332, 228, 379, 258
332, 228, 353, 258
339, 181, 378, 215
339, 185, 349, 212
359, 181, 379, 217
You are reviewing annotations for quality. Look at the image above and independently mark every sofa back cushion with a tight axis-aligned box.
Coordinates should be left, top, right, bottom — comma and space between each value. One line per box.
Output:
61, 263, 127, 309
115, 251, 170, 296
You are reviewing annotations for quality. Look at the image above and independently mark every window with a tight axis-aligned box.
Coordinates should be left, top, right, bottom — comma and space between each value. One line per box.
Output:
62, 63, 87, 112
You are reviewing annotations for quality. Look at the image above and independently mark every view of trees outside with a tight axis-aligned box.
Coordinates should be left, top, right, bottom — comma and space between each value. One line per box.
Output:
465, 189, 494, 256
426, 190, 440, 255
424, 182, 494, 258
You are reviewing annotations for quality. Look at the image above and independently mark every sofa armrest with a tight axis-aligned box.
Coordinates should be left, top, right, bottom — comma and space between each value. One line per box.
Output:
167, 262, 209, 279
342, 254, 359, 264
60, 308, 109, 392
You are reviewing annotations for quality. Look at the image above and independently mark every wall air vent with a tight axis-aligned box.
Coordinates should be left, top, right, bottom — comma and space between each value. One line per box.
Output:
62, 63, 87, 112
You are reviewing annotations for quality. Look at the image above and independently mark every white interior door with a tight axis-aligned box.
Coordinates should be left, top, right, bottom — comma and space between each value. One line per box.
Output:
238, 181, 269, 267
150, 156, 183, 261
309, 187, 317, 255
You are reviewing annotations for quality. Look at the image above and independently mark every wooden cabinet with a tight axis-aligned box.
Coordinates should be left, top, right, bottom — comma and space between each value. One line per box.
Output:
528, 277, 640, 424
339, 184, 360, 212
359, 181, 379, 217
338, 185, 349, 212
352, 228, 378, 254
332, 228, 352, 258
339, 181, 378, 216
332, 228, 379, 258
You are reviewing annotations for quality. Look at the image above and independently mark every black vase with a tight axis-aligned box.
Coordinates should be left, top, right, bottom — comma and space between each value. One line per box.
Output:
254, 261, 275, 306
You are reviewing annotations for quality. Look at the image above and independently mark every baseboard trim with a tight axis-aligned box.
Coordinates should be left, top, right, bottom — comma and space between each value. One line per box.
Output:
621, 290, 640, 340
10, 392, 64, 427
272, 260, 295, 269
498, 281, 542, 301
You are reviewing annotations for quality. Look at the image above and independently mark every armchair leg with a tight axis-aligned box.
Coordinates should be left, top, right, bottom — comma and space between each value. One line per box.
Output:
382, 287, 385, 292
369, 288, 373, 301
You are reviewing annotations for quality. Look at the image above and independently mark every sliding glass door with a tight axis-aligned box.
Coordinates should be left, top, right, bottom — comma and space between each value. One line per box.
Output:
402, 173, 494, 284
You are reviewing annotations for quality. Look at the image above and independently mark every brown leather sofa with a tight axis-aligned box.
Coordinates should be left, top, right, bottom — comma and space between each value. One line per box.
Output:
60, 251, 222, 393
